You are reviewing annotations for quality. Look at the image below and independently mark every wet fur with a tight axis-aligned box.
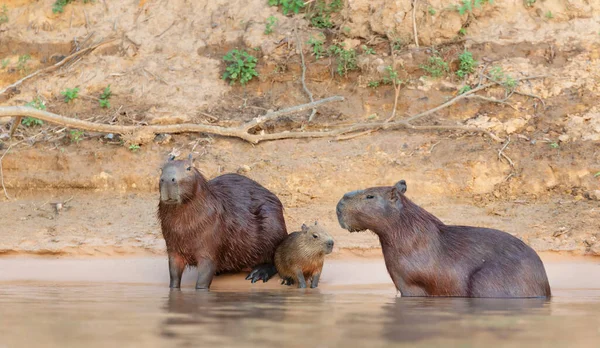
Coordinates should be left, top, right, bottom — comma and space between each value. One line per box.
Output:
275, 223, 333, 288
158, 161, 287, 275
336, 182, 551, 298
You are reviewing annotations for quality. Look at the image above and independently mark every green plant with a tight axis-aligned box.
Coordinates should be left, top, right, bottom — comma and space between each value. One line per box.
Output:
456, 0, 493, 15
525, 0, 535, 7
329, 44, 358, 76
382, 66, 402, 86
0, 4, 8, 25
428, 7, 436, 15
61, 87, 80, 103
594, 171, 600, 178
420, 55, 449, 78
307, 0, 342, 29
22, 96, 46, 128
17, 54, 31, 74
21, 117, 44, 127
25, 97, 46, 110
128, 144, 141, 152
52, 0, 75, 14
268, 0, 305, 15
545, 11, 553, 19
264, 15, 278, 35
1, 58, 9, 69
549, 142, 559, 149
69, 129, 84, 143
368, 81, 380, 88
456, 50, 477, 78
99, 85, 111, 108
308, 35, 326, 59
489, 66, 516, 89
222, 49, 259, 86
458, 85, 472, 94
362, 45, 375, 55
458, 28, 467, 36
391, 39, 403, 51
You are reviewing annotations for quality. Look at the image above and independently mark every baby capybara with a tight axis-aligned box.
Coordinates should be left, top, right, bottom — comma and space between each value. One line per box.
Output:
275, 221, 334, 288
336, 180, 551, 298
157, 155, 287, 289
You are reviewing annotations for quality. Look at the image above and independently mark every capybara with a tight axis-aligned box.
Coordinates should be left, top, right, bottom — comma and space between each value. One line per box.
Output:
157, 154, 287, 289
336, 180, 551, 298
274, 221, 334, 288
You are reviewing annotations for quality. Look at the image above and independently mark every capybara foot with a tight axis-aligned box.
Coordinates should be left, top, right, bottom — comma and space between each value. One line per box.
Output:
246, 263, 278, 283
281, 278, 295, 286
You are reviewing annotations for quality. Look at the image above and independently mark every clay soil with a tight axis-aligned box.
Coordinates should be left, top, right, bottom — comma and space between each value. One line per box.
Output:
0, 0, 599, 258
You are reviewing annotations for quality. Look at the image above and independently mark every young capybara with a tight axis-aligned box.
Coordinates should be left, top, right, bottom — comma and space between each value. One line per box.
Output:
274, 221, 334, 288
336, 180, 551, 298
157, 154, 287, 289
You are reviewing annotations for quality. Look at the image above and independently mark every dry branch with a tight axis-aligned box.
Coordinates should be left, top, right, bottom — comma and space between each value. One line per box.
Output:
294, 22, 317, 121
412, 0, 419, 48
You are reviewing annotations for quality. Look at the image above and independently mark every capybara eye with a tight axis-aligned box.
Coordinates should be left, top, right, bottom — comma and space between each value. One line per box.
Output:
312, 234, 318, 239
171, 178, 175, 182
186, 167, 191, 171
366, 195, 375, 199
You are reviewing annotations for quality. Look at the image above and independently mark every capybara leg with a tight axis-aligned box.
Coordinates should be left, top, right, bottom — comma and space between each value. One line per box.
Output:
168, 254, 186, 289
310, 273, 321, 288
245, 263, 278, 284
195, 258, 216, 290
295, 270, 307, 288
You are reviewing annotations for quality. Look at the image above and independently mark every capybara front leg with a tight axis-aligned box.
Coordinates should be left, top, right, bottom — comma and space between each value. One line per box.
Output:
195, 258, 216, 290
295, 270, 307, 288
246, 263, 278, 283
310, 273, 321, 288
168, 253, 186, 289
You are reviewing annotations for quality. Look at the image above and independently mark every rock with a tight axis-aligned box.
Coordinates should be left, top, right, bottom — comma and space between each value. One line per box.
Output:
558, 134, 569, 142
526, 126, 535, 132
504, 118, 527, 134
154, 134, 172, 144
584, 190, 600, 201
439, 81, 457, 92
237, 165, 251, 173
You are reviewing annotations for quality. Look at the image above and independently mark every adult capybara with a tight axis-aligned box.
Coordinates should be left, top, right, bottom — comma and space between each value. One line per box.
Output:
157, 155, 287, 289
275, 221, 334, 288
336, 180, 551, 298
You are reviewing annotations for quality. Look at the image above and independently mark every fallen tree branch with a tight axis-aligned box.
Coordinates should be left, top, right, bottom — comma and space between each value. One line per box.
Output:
294, 22, 317, 122
412, 0, 419, 48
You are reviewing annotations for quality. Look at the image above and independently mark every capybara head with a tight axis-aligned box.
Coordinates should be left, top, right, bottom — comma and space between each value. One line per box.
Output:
159, 154, 204, 204
336, 180, 407, 233
301, 221, 334, 255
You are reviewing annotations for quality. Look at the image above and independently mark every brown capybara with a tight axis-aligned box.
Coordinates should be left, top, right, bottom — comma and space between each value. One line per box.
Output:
157, 154, 287, 289
336, 180, 551, 298
274, 221, 334, 288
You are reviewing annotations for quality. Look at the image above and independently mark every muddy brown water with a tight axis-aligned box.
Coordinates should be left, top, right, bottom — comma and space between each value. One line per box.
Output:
0, 256, 599, 348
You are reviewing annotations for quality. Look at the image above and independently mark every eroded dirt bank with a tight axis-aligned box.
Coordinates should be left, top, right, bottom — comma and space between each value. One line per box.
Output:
0, 0, 599, 257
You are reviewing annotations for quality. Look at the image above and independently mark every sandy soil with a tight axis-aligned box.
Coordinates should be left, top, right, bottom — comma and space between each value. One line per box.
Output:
0, 0, 599, 257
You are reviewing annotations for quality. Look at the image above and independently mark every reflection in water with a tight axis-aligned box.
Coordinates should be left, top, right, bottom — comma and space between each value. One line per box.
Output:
0, 284, 599, 348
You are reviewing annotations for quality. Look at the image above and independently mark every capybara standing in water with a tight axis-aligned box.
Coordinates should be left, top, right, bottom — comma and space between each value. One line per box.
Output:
336, 180, 551, 298
275, 221, 334, 288
157, 155, 287, 289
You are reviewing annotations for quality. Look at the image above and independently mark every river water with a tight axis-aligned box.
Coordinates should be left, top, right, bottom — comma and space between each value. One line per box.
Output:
0, 257, 599, 348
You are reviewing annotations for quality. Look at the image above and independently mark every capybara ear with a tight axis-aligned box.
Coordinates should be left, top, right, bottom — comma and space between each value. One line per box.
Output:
395, 180, 407, 194
301, 223, 309, 233
187, 154, 194, 169
314, 221, 318, 226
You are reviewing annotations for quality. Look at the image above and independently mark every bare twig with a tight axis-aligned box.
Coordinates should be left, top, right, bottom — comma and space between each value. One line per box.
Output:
294, 22, 316, 121
412, 0, 419, 48
465, 94, 517, 110
513, 91, 546, 108
0, 143, 20, 199
498, 136, 515, 168
156, 20, 176, 38
0, 37, 116, 96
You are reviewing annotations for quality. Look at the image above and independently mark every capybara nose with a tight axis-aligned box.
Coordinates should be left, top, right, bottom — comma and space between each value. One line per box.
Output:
327, 240, 334, 248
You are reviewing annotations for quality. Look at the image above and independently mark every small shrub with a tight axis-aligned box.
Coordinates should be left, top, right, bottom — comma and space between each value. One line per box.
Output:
428, 7, 436, 15
545, 11, 553, 19
367, 81, 380, 88
99, 85, 111, 108
308, 35, 326, 60
594, 171, 600, 178
456, 50, 477, 78
61, 87, 80, 103
549, 142, 559, 149
307, 0, 342, 29
1, 58, 9, 69
329, 44, 358, 77
25, 97, 46, 110
489, 66, 516, 90
0, 5, 8, 25
128, 144, 141, 152
69, 129, 84, 143
268, 0, 305, 15
420, 56, 449, 78
525, 0, 535, 7
361, 45, 375, 55
391, 39, 403, 52
382, 66, 402, 86
52, 0, 75, 14
22, 96, 46, 128
456, 0, 493, 15
264, 15, 278, 35
458, 85, 472, 94
458, 28, 467, 36
17, 54, 31, 75
222, 49, 259, 86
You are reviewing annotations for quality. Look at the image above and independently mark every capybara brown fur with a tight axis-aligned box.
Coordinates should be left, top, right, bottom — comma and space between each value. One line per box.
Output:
157, 155, 287, 289
336, 180, 551, 298
275, 221, 334, 288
